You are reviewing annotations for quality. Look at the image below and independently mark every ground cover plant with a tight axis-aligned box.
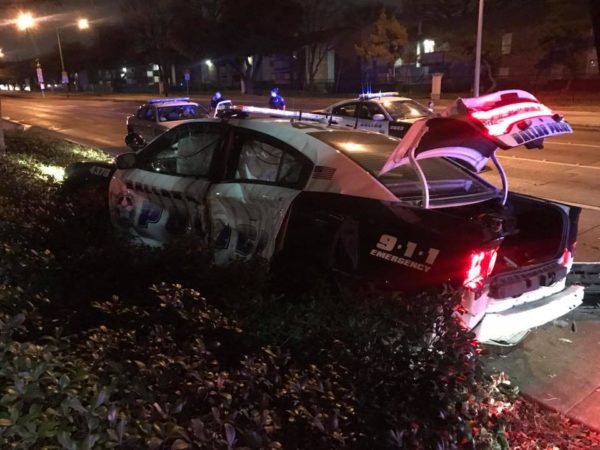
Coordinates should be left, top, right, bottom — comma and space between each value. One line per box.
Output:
0, 129, 599, 449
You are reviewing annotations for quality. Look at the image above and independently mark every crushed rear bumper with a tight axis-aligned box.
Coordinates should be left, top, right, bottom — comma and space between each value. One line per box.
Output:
474, 284, 584, 343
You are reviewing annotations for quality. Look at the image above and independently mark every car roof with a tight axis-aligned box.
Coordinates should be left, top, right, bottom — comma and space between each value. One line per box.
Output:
177, 117, 398, 160
326, 96, 414, 110
366, 96, 413, 103
145, 101, 198, 108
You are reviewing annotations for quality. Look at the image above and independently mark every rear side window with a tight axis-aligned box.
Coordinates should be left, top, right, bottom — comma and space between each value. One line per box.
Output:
309, 130, 494, 200
229, 130, 311, 188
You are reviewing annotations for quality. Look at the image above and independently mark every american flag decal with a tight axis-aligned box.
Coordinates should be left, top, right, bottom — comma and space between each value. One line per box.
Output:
312, 165, 336, 180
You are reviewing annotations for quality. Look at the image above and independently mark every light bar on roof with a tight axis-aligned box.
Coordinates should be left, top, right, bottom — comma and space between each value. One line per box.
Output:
358, 91, 400, 100
216, 103, 332, 123
148, 97, 191, 104
470, 101, 554, 136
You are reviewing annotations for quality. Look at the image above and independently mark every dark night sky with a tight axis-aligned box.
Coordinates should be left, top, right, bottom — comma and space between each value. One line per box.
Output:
0, 0, 121, 61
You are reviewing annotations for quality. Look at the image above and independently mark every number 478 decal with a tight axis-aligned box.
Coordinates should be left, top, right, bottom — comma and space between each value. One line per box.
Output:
370, 234, 440, 272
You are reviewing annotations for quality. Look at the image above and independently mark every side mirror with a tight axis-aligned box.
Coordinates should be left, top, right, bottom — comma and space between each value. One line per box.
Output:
372, 113, 385, 121
125, 133, 146, 150
115, 152, 137, 170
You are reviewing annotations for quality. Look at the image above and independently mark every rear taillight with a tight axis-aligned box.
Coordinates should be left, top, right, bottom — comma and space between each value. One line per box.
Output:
463, 248, 498, 291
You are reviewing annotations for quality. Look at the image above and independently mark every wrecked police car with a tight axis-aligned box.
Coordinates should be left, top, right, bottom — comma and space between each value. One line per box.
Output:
66, 90, 583, 344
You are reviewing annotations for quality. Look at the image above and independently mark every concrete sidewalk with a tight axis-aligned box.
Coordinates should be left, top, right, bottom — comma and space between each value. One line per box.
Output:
484, 305, 600, 432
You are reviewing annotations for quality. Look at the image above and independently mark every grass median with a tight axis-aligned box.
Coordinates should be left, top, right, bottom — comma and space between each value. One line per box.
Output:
0, 129, 598, 449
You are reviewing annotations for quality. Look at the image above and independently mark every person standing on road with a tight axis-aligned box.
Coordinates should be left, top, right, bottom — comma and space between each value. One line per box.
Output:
210, 91, 226, 112
268, 87, 286, 110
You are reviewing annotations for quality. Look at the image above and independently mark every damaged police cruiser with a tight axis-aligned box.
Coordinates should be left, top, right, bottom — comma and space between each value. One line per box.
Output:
65, 89, 583, 345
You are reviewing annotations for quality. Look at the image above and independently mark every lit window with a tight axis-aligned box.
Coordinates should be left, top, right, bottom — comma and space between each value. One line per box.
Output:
423, 39, 435, 54
501, 33, 512, 55
152, 64, 159, 71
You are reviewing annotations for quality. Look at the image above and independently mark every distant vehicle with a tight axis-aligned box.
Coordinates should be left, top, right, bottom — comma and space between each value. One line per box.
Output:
316, 92, 434, 138
66, 90, 582, 345
125, 97, 207, 149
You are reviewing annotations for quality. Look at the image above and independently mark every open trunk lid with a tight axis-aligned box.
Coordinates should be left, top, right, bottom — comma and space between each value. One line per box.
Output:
379, 90, 573, 183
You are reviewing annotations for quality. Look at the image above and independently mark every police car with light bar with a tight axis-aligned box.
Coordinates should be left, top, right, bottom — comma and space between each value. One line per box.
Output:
65, 89, 583, 345
125, 97, 208, 149
315, 92, 434, 138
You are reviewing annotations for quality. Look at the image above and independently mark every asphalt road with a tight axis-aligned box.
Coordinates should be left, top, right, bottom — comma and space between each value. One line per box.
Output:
2, 95, 600, 261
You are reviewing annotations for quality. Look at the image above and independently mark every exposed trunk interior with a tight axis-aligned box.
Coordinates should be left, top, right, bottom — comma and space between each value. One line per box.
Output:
442, 194, 570, 275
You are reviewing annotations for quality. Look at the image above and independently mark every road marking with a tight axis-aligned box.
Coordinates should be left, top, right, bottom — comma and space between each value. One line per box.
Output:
545, 141, 600, 149
497, 155, 600, 170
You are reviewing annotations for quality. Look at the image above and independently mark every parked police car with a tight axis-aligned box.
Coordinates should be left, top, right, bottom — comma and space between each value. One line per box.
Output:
66, 90, 582, 344
125, 97, 207, 149
316, 92, 434, 138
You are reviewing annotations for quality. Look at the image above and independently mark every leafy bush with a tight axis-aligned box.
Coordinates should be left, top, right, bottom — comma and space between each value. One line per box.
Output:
1, 130, 595, 449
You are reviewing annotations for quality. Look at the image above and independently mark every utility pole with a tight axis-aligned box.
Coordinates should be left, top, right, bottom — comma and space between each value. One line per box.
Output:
474, 0, 484, 96
56, 30, 68, 88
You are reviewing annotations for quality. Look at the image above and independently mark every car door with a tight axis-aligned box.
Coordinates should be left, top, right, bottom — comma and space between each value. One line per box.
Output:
206, 127, 313, 265
330, 102, 359, 129
109, 122, 224, 245
134, 106, 158, 143
356, 102, 388, 134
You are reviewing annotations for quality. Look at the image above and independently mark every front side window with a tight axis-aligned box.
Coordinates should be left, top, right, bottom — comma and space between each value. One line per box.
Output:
145, 107, 156, 121
383, 100, 431, 120
332, 102, 357, 118
136, 123, 221, 177
231, 131, 310, 187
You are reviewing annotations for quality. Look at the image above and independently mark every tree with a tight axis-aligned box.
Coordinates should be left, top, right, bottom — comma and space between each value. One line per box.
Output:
120, 0, 184, 95
214, 0, 303, 94
591, 0, 600, 74
536, 0, 593, 87
355, 9, 408, 65
298, 0, 348, 91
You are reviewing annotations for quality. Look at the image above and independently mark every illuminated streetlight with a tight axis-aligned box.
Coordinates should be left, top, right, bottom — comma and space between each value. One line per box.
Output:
0, 49, 4, 58
16, 12, 35, 31
77, 18, 89, 30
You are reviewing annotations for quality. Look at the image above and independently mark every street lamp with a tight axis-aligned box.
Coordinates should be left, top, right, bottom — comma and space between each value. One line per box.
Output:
0, 49, 4, 58
16, 12, 35, 31
77, 18, 89, 30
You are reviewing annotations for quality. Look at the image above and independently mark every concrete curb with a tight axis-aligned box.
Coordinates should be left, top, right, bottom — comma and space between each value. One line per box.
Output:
1, 117, 29, 132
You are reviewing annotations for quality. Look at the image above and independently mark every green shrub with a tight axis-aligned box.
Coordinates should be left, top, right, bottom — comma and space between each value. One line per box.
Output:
0, 131, 515, 449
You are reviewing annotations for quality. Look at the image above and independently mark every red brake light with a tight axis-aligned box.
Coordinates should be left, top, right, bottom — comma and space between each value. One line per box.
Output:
464, 248, 498, 291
